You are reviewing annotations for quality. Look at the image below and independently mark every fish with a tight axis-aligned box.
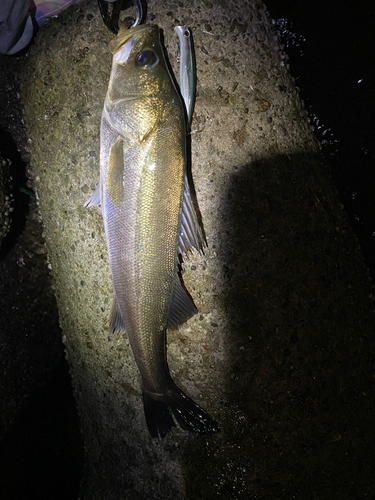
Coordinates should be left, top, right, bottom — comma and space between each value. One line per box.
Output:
85, 23, 219, 438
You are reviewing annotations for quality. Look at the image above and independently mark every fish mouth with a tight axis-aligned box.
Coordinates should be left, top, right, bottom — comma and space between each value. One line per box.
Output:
108, 23, 159, 55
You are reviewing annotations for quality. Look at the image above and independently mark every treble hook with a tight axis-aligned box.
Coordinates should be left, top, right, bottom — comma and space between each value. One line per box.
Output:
98, 0, 144, 34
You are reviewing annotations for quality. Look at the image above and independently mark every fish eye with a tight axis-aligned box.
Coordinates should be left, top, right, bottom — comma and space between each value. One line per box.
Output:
136, 49, 158, 69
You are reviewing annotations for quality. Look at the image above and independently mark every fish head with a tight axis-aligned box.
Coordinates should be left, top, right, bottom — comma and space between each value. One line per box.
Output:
106, 24, 171, 109
104, 23, 180, 143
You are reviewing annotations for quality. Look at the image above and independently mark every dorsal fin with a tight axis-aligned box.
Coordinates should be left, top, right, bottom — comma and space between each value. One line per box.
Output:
178, 176, 205, 256
166, 273, 197, 330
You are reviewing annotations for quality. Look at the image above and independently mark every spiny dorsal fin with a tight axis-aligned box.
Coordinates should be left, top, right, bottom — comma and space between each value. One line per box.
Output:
178, 176, 205, 256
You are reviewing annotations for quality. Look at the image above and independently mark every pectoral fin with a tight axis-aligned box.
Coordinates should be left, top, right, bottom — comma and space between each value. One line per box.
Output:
178, 176, 205, 255
107, 137, 125, 206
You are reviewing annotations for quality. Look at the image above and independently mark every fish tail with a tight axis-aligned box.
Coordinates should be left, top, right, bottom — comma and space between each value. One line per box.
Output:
142, 382, 219, 439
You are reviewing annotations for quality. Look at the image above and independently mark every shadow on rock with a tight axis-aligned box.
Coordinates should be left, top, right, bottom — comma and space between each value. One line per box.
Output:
183, 152, 375, 499
0, 127, 30, 260
0, 362, 84, 500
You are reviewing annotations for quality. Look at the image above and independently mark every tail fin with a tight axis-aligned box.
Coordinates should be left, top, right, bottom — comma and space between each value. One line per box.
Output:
142, 382, 219, 439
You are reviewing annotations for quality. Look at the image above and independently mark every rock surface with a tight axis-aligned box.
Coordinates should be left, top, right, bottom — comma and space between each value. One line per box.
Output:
20, 0, 375, 498
0, 54, 83, 500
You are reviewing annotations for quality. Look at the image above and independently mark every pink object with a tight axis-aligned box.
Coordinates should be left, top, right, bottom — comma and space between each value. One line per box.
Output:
34, 0, 78, 26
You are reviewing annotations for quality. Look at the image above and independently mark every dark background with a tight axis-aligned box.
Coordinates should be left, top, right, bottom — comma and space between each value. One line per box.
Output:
263, 0, 375, 278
